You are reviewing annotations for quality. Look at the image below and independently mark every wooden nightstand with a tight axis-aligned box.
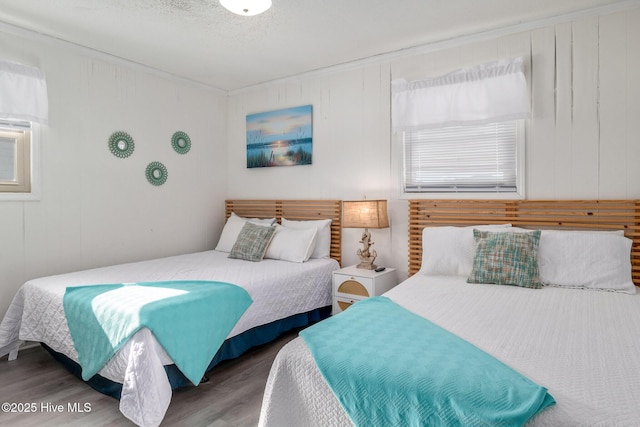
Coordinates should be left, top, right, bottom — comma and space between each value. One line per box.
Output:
332, 265, 397, 314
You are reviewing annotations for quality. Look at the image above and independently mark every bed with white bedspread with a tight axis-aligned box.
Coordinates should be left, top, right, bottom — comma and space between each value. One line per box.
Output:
0, 199, 342, 427
259, 199, 640, 427
260, 276, 640, 426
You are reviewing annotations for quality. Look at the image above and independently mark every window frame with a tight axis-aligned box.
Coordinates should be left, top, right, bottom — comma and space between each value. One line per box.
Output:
0, 120, 40, 201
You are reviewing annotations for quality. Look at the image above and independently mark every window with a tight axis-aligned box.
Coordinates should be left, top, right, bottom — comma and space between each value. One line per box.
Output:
0, 120, 31, 193
392, 57, 529, 198
0, 59, 48, 199
403, 120, 524, 194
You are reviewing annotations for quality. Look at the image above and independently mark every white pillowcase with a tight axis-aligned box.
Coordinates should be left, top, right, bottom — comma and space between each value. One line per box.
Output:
419, 224, 512, 276
215, 213, 276, 253
537, 230, 635, 294
264, 224, 318, 263
281, 218, 332, 259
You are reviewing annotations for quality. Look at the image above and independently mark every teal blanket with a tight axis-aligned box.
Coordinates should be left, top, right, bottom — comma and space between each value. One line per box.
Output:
300, 297, 555, 427
63, 280, 252, 385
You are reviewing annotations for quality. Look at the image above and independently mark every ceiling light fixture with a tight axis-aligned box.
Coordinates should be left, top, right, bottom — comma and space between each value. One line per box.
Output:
219, 0, 272, 16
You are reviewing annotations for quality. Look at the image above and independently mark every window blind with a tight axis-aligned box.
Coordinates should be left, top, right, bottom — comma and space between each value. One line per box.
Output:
403, 121, 521, 193
0, 135, 15, 181
0, 120, 29, 182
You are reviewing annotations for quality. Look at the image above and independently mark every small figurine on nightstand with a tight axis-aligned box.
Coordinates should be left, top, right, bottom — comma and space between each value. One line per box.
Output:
356, 229, 378, 270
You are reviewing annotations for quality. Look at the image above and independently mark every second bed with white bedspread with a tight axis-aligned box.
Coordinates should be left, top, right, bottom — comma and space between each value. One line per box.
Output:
0, 249, 337, 426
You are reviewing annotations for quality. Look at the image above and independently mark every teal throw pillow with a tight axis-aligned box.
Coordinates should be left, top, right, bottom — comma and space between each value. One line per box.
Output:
467, 229, 542, 289
229, 222, 276, 262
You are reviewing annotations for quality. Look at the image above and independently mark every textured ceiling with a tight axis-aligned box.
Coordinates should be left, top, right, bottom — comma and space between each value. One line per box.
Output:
0, 0, 635, 91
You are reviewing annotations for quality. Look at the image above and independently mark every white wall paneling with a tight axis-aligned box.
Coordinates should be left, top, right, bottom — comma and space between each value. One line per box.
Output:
599, 11, 631, 198
571, 16, 601, 198
553, 22, 574, 198
629, 8, 640, 192
529, 26, 557, 198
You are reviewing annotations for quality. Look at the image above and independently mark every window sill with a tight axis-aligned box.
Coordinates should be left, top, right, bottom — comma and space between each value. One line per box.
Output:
0, 190, 41, 201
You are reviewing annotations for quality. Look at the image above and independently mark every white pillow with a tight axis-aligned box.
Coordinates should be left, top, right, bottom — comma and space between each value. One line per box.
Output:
419, 224, 512, 276
232, 212, 276, 225
215, 213, 276, 253
281, 218, 332, 259
265, 224, 318, 263
538, 230, 635, 294
510, 227, 624, 236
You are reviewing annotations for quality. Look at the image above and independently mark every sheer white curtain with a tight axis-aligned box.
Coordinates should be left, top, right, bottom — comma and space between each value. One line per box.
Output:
0, 60, 49, 124
392, 57, 529, 131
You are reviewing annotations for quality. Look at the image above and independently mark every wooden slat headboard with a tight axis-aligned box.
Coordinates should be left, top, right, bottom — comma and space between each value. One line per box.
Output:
408, 199, 640, 286
225, 199, 342, 265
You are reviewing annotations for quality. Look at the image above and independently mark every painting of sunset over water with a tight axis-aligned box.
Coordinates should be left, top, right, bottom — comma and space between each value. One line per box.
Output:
246, 105, 312, 168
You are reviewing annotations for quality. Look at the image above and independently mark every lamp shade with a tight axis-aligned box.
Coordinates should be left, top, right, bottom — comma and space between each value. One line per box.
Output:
342, 200, 389, 229
219, 0, 272, 16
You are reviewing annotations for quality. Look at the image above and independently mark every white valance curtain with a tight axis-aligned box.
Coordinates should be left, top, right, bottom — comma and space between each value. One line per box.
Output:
0, 59, 49, 124
392, 57, 529, 131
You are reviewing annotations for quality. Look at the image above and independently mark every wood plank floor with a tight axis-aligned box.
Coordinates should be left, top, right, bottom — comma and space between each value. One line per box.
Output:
0, 329, 299, 426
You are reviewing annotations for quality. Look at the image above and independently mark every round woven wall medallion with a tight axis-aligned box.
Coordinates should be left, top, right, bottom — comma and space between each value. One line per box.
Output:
108, 131, 134, 158
171, 131, 191, 154
145, 161, 168, 186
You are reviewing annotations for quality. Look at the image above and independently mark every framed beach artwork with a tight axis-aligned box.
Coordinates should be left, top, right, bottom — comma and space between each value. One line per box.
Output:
246, 105, 313, 168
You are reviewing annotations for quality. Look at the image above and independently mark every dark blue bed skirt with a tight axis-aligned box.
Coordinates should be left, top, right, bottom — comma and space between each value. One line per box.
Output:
41, 305, 331, 399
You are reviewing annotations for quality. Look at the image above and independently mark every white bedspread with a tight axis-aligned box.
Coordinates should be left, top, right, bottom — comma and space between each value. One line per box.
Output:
0, 250, 337, 427
259, 275, 640, 426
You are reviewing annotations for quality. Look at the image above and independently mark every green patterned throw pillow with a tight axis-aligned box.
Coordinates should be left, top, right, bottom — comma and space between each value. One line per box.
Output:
467, 229, 542, 289
229, 222, 276, 262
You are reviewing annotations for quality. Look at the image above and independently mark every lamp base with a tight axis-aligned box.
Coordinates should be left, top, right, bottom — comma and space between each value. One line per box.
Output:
356, 256, 377, 270
356, 228, 378, 269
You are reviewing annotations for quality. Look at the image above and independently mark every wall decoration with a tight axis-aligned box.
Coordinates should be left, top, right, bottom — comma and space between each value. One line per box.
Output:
246, 105, 312, 168
145, 161, 168, 186
108, 131, 134, 158
171, 131, 191, 154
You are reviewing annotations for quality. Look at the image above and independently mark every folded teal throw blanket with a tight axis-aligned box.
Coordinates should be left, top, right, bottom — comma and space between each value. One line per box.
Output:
63, 280, 252, 385
300, 296, 555, 427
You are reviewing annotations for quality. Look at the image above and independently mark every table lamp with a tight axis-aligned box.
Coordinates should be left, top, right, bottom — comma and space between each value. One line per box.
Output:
342, 200, 389, 270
